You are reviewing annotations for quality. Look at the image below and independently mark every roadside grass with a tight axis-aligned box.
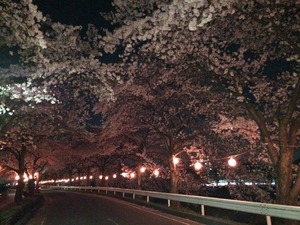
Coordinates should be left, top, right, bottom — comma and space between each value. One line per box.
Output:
0, 195, 44, 225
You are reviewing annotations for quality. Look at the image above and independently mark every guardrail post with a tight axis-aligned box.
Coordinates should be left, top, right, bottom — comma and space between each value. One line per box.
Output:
123, 192, 125, 197
133, 194, 135, 199
114, 191, 116, 195
201, 205, 205, 216
147, 196, 149, 203
106, 190, 108, 194
266, 216, 272, 225
98, 189, 100, 193
168, 200, 171, 207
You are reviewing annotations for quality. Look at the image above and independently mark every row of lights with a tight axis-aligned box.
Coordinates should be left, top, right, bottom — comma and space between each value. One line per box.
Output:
40, 168, 160, 184
172, 156, 237, 170
40, 157, 238, 184
173, 156, 237, 171
15, 172, 39, 182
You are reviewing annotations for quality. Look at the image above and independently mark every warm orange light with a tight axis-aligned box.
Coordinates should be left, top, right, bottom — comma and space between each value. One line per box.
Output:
153, 169, 159, 177
130, 172, 136, 179
140, 166, 146, 173
121, 172, 128, 178
228, 157, 237, 167
173, 157, 179, 165
194, 162, 202, 171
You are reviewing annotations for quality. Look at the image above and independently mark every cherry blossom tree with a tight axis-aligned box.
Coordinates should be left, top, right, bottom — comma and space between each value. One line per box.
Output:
95, 55, 215, 196
1, 0, 120, 194
101, 0, 300, 208
0, 0, 46, 50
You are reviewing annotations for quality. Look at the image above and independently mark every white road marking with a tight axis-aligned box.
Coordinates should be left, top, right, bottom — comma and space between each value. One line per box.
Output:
41, 215, 47, 225
107, 218, 119, 225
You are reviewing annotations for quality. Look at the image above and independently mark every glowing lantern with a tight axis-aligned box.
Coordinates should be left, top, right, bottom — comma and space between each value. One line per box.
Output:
194, 162, 202, 171
173, 157, 179, 165
228, 157, 237, 167
140, 166, 146, 173
130, 172, 136, 179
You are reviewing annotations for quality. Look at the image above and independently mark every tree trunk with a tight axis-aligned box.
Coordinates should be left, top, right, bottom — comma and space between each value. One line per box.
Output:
170, 169, 179, 194
86, 167, 90, 186
276, 150, 294, 205
27, 179, 35, 196
273, 149, 299, 225
137, 165, 143, 190
15, 145, 26, 203
15, 178, 24, 203
244, 102, 300, 207
169, 157, 180, 207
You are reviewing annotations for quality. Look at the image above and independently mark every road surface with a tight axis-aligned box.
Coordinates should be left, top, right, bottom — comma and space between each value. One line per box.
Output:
27, 190, 205, 225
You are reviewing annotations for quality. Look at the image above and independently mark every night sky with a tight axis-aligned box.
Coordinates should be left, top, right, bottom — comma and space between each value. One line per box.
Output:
33, 0, 113, 28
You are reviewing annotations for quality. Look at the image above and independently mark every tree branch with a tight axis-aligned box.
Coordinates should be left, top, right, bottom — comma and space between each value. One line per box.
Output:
243, 102, 278, 165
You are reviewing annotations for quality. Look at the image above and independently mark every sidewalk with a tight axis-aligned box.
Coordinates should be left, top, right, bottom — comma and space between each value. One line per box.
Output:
0, 191, 15, 210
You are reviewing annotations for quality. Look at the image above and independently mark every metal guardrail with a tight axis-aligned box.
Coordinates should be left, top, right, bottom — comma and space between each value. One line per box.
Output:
46, 185, 300, 225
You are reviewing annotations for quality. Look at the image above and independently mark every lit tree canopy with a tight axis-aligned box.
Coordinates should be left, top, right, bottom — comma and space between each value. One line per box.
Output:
100, 0, 300, 205
0, 0, 299, 211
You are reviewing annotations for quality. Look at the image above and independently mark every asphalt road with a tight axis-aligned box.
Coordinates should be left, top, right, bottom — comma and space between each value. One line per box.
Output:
26, 191, 205, 225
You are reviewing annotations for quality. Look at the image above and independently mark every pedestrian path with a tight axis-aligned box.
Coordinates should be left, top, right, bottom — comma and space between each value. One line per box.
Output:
0, 192, 15, 210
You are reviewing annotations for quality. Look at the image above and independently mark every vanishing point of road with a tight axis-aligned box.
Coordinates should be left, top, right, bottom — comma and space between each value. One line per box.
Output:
26, 190, 205, 225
